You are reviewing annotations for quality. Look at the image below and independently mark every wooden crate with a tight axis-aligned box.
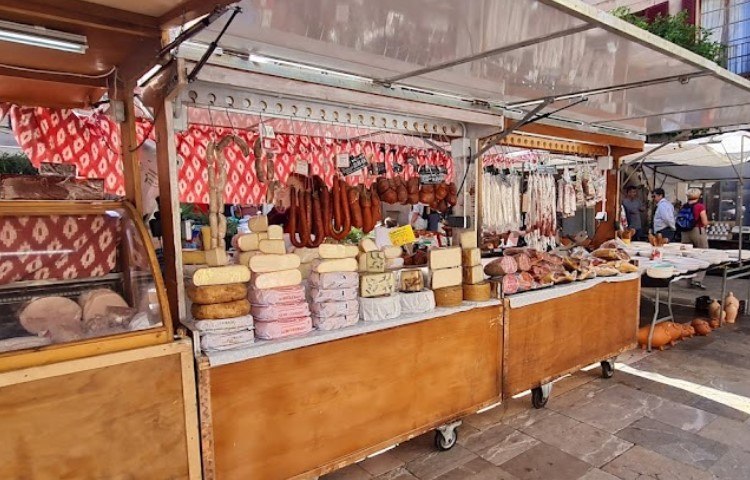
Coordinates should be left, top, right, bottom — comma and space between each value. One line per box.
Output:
502, 278, 640, 397
0, 340, 201, 480
202, 305, 503, 480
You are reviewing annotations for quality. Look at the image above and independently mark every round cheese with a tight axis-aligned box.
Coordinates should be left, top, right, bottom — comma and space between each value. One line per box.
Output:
399, 290, 436, 315
434, 285, 463, 308
463, 282, 491, 302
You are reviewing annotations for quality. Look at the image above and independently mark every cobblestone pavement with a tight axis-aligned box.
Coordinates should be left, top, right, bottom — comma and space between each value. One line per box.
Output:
323, 280, 750, 480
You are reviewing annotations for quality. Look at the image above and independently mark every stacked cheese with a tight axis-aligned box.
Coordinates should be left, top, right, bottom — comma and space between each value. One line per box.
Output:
244, 224, 311, 340
429, 246, 463, 307
188, 265, 254, 352
308, 244, 360, 331
459, 231, 491, 302
358, 240, 400, 322
294, 247, 320, 280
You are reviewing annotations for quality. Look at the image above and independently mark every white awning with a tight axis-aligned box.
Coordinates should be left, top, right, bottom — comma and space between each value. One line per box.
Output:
191, 0, 750, 137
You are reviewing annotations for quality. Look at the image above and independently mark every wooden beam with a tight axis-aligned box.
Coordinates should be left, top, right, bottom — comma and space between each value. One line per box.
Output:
0, 66, 107, 87
508, 119, 644, 153
159, 0, 236, 28
112, 82, 144, 213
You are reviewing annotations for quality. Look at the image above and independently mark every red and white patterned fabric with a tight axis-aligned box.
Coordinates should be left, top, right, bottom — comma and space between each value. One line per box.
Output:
3, 104, 454, 205
0, 214, 121, 285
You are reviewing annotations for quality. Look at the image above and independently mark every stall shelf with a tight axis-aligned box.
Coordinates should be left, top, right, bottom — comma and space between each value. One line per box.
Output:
501, 274, 640, 408
197, 303, 502, 480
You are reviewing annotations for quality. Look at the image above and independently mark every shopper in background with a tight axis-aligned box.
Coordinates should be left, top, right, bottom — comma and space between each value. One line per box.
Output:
622, 186, 646, 240
652, 188, 676, 242
678, 188, 710, 289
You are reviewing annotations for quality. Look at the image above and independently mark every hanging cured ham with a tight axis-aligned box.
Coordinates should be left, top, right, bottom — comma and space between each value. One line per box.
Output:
525, 173, 557, 251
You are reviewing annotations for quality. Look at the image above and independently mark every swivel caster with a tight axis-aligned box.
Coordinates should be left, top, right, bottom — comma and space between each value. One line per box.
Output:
434, 421, 461, 451
531, 383, 552, 409
601, 358, 616, 379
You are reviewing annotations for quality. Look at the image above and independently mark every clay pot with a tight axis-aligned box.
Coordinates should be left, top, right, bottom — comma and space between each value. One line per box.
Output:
725, 292, 740, 309
709, 299, 722, 321
681, 323, 695, 338
637, 325, 672, 350
664, 322, 683, 342
692, 318, 712, 336
725, 304, 739, 324
709, 318, 721, 329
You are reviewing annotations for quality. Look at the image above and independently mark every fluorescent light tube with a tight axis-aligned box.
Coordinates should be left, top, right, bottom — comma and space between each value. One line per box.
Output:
0, 20, 87, 54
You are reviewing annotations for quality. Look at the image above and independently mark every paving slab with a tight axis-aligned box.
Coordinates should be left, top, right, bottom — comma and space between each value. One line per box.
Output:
466, 427, 540, 467
499, 443, 592, 480
463, 399, 529, 431
577, 468, 621, 480
404, 444, 477, 480
602, 445, 715, 480
708, 448, 750, 480
644, 398, 717, 433
323, 464, 372, 480
359, 451, 406, 477
433, 457, 519, 480
373, 467, 419, 480
391, 433, 436, 464
698, 416, 750, 453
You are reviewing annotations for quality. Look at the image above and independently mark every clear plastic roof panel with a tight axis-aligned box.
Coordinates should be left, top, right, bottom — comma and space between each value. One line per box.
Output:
196, 0, 750, 136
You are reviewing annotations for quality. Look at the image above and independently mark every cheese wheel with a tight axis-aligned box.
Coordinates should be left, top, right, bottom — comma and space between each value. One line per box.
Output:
19, 297, 82, 334
312, 258, 358, 273
399, 289, 436, 315
249, 253, 301, 273
319, 244, 359, 259
251, 269, 302, 289
248, 284, 305, 305
382, 246, 402, 259
434, 285, 463, 307
205, 248, 229, 267
259, 239, 286, 255
359, 238, 378, 253
248, 215, 269, 232
463, 282, 491, 302
293, 247, 320, 264
191, 299, 251, 320
233, 233, 268, 252
360, 294, 402, 322
79, 289, 129, 322
237, 250, 262, 267
187, 283, 248, 305
267, 224, 283, 240
182, 250, 207, 265
193, 265, 251, 287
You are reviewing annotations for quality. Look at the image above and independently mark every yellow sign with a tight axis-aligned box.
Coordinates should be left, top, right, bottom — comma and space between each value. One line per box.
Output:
389, 225, 416, 246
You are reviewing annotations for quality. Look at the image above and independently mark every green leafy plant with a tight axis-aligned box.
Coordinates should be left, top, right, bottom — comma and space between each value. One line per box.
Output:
613, 8, 727, 66
180, 203, 209, 224
0, 153, 37, 175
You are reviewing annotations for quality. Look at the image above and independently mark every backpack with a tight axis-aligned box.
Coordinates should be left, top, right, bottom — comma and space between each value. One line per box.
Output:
675, 204, 696, 232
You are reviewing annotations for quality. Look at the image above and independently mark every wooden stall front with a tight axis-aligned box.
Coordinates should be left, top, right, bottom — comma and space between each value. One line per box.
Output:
199, 304, 502, 480
502, 277, 640, 399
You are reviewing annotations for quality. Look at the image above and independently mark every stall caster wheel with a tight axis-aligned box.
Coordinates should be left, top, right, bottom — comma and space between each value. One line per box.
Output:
434, 421, 461, 451
601, 358, 616, 379
531, 383, 552, 409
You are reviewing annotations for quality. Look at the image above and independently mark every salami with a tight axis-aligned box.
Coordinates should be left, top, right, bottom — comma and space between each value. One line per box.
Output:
515, 254, 532, 272
518, 272, 535, 291
484, 256, 518, 277
502, 274, 519, 294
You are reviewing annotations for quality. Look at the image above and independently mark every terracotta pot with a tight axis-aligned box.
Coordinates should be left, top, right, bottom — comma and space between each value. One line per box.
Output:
664, 322, 683, 342
725, 292, 740, 309
637, 325, 672, 350
725, 304, 739, 324
709, 299, 722, 321
692, 318, 712, 336
681, 323, 695, 338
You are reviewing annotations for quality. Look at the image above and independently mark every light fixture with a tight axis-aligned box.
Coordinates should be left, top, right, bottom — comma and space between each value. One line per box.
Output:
0, 20, 87, 54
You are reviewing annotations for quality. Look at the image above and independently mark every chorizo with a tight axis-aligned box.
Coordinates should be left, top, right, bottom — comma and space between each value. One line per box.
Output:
310, 193, 325, 247
253, 138, 267, 183
360, 187, 374, 233
332, 178, 342, 227
348, 185, 363, 230
298, 189, 312, 247
370, 184, 382, 224
289, 187, 304, 248
320, 185, 333, 238
334, 178, 352, 240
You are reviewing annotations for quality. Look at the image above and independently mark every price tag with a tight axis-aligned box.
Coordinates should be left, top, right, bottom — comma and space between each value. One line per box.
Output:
389, 225, 416, 246
339, 153, 368, 176
261, 125, 275, 139
295, 159, 309, 175
336, 153, 350, 168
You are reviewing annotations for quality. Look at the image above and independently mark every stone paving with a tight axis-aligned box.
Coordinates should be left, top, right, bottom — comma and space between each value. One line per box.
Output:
323, 279, 750, 480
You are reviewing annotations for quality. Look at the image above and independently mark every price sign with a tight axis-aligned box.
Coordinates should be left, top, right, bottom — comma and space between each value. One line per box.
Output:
261, 125, 275, 139
295, 159, 309, 175
368, 162, 387, 175
389, 225, 416, 246
336, 153, 350, 168
419, 165, 447, 185
339, 153, 368, 176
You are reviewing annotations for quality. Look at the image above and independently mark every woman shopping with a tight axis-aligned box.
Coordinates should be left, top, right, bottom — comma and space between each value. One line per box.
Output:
677, 188, 710, 289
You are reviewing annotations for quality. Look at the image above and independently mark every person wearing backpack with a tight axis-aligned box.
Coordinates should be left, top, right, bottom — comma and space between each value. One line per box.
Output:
652, 188, 676, 242
678, 188, 710, 289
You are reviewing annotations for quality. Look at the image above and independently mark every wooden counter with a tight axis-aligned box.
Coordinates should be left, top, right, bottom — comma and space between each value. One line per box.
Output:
502, 277, 640, 397
200, 304, 503, 480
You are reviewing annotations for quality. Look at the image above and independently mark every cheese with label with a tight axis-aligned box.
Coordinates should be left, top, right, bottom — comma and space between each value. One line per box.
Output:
190, 314, 254, 333
248, 215, 269, 232
308, 286, 358, 302
400, 269, 424, 292
312, 258, 358, 273
267, 224, 283, 240
201, 226, 212, 251
205, 248, 229, 267
234, 232, 268, 252
259, 239, 286, 255
359, 238, 378, 253
382, 246, 402, 259
254, 316, 312, 340
429, 247, 462, 270
360, 293, 401, 322
251, 269, 302, 290
458, 231, 478, 249
319, 243, 359, 259
293, 247, 319, 264
365, 251, 385, 273
400, 289, 436, 314
193, 265, 251, 287
248, 284, 305, 305
310, 299, 359, 318
249, 253, 301, 273
200, 330, 255, 352
430, 266, 462, 289
462, 248, 481, 267
252, 302, 310, 321
360, 272, 395, 298
463, 265, 485, 285
386, 257, 404, 270
308, 272, 359, 289
299, 262, 313, 280
182, 250, 206, 265
237, 250, 262, 267
313, 313, 359, 331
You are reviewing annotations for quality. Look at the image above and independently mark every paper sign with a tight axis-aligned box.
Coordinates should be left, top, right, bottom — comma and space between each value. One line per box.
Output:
261, 125, 275, 139
295, 159, 309, 175
336, 153, 350, 168
389, 225, 416, 246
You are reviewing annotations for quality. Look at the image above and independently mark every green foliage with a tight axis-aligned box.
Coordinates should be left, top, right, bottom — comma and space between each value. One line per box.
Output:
180, 203, 209, 224
0, 152, 36, 175
613, 8, 727, 66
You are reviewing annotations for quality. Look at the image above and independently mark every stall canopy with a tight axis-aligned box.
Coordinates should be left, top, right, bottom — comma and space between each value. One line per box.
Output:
187, 0, 750, 137
622, 131, 750, 181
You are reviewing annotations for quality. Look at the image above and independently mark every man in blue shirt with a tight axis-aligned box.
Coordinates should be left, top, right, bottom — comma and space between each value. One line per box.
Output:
652, 188, 676, 242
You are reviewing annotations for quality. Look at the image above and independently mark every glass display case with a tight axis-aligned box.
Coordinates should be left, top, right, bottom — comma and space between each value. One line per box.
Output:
0, 201, 171, 370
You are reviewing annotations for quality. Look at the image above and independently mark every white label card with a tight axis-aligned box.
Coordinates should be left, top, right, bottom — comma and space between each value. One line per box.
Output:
295, 159, 309, 175
336, 153, 350, 168
261, 125, 275, 139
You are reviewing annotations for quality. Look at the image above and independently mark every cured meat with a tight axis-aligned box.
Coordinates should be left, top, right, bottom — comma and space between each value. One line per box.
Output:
518, 272, 535, 291
19, 297, 82, 334
557, 178, 576, 218
484, 256, 518, 277
482, 173, 521, 233
524, 173, 557, 251
502, 274, 519, 294
515, 254, 532, 272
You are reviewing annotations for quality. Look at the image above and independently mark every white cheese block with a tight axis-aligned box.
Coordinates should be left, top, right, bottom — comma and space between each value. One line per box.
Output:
360, 272, 395, 298
463, 265, 485, 285
237, 250, 262, 267
382, 246, 402, 259
293, 247, 320, 264
249, 253, 301, 273
312, 258, 358, 273
429, 247, 462, 270
308, 286, 358, 302
360, 293, 402, 322
310, 299, 360, 318
386, 257, 404, 270
259, 239, 286, 255
267, 224, 284, 240
193, 265, 251, 287
357, 253, 367, 273
365, 251, 386, 273
359, 238, 378, 253
430, 266, 462, 290
205, 248, 229, 267
248, 215, 269, 232
299, 262, 313, 280
251, 269, 302, 289
313, 313, 359, 331
458, 230, 478, 249
400, 289, 436, 315
308, 272, 359, 289
462, 248, 481, 267
182, 250, 206, 265
400, 269, 424, 293
234, 232, 268, 252
319, 243, 359, 259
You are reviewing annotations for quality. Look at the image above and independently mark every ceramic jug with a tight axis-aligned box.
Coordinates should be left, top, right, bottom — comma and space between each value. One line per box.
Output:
709, 299, 722, 321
